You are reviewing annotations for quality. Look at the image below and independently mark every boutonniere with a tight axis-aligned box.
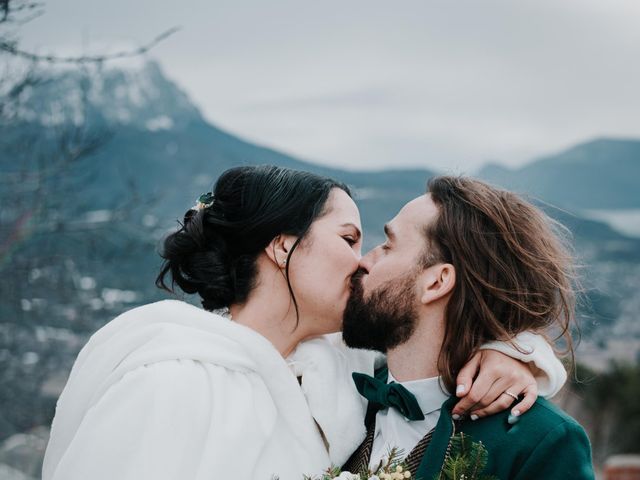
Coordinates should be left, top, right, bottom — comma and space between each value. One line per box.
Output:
439, 433, 497, 480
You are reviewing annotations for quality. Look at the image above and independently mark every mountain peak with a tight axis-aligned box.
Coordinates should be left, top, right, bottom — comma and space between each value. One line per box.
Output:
5, 58, 203, 130
479, 137, 640, 209
528, 137, 640, 167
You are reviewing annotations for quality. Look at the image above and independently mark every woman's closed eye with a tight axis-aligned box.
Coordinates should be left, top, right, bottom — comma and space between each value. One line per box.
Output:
343, 236, 357, 246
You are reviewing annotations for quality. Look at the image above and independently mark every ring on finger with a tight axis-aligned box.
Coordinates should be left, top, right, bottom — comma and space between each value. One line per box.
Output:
502, 390, 519, 400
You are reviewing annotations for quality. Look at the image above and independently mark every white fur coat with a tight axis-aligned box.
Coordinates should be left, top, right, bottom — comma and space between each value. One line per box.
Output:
43, 300, 377, 480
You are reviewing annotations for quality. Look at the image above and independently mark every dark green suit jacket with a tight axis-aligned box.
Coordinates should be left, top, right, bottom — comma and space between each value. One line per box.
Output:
416, 391, 595, 480
365, 367, 595, 479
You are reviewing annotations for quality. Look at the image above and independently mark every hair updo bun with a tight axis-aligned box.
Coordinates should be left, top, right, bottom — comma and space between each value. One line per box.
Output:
157, 207, 234, 310
156, 165, 350, 312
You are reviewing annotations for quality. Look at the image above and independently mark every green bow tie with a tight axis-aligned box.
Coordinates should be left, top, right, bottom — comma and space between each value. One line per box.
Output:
352, 372, 425, 421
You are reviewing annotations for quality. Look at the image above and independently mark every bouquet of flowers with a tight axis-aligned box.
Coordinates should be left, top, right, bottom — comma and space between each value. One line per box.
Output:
276, 434, 495, 480
302, 447, 413, 480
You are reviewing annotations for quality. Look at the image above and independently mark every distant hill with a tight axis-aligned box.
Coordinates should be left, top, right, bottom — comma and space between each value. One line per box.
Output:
3, 59, 638, 251
478, 138, 640, 209
3, 60, 638, 254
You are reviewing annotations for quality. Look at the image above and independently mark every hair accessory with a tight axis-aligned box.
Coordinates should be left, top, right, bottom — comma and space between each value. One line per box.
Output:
192, 192, 215, 211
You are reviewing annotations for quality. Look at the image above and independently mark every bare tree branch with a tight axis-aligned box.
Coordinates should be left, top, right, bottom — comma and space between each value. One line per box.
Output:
1, 0, 10, 23
0, 26, 181, 63
0, 0, 43, 25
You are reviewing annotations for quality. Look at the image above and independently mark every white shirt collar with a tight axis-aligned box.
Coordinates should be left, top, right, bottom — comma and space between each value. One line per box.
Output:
388, 371, 450, 416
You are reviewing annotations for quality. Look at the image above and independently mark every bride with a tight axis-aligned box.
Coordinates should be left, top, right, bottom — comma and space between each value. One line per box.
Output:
42, 165, 565, 480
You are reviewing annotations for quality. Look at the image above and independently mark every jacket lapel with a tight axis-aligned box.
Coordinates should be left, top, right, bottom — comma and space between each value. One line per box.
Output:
415, 396, 458, 479
403, 426, 435, 474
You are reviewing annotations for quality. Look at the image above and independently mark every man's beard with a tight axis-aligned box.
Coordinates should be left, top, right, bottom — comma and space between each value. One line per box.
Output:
342, 268, 419, 352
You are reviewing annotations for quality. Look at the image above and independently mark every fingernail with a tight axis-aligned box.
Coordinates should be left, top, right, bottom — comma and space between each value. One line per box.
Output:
512, 409, 521, 417
452, 414, 461, 420
508, 414, 520, 425
470, 414, 479, 421
456, 384, 465, 395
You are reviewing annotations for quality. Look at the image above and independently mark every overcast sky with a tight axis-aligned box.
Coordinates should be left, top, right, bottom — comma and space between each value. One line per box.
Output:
17, 0, 640, 173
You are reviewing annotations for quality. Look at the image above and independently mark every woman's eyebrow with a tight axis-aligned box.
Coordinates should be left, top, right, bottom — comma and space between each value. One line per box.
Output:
341, 223, 362, 240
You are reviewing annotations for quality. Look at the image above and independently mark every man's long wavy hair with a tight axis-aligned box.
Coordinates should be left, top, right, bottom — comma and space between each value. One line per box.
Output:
425, 176, 578, 394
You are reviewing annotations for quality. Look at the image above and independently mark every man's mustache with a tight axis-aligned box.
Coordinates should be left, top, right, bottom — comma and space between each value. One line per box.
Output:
349, 268, 367, 290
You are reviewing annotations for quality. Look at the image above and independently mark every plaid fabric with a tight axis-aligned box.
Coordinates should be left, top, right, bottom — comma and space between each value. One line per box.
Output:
342, 419, 435, 476
403, 427, 435, 474
341, 423, 376, 475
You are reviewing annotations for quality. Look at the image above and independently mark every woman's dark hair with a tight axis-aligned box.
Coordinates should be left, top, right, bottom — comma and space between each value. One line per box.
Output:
156, 165, 351, 315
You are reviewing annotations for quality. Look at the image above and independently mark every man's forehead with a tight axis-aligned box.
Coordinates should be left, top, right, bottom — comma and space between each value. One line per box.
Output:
389, 194, 437, 235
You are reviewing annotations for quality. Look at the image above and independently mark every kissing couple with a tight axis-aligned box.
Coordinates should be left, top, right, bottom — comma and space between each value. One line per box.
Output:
43, 165, 594, 479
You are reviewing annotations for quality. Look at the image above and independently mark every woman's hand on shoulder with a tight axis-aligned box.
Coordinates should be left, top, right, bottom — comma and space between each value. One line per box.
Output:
451, 349, 538, 421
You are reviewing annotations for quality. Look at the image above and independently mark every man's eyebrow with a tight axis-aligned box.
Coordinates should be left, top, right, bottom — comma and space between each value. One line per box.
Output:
384, 223, 395, 241
341, 223, 362, 239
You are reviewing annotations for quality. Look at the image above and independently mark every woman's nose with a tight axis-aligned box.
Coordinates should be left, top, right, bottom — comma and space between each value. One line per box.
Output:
358, 250, 375, 273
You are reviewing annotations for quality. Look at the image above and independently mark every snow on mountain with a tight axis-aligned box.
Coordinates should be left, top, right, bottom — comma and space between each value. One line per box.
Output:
3, 58, 203, 130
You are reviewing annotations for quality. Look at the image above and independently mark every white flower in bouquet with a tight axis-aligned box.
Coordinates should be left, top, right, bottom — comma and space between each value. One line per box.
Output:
335, 472, 360, 480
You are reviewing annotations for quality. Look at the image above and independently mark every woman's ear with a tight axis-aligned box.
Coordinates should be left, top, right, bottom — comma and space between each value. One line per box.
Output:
265, 234, 297, 269
420, 263, 456, 305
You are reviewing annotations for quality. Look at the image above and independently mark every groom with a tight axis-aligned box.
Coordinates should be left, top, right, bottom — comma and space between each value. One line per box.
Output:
342, 176, 594, 479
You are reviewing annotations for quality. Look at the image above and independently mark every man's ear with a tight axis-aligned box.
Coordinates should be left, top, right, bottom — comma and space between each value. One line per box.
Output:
420, 263, 456, 305
264, 234, 298, 269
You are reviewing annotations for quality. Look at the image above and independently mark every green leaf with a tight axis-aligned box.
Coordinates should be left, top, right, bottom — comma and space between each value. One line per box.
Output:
439, 433, 497, 480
